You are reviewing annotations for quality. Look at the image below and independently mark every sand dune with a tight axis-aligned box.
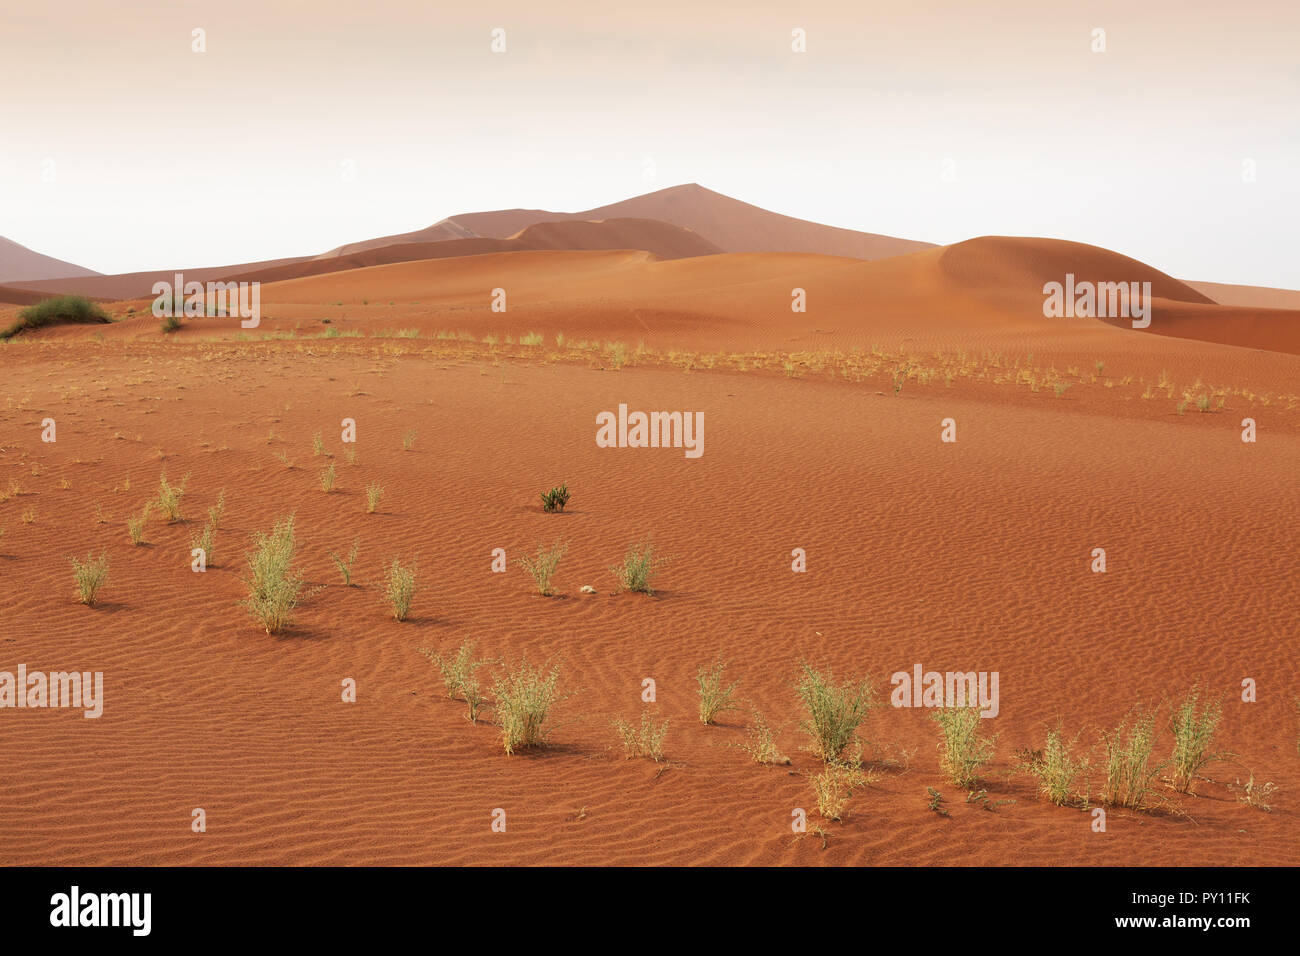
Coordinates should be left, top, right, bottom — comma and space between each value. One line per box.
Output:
0, 236, 101, 284
11, 255, 316, 301
219, 219, 722, 286
240, 237, 1300, 356
319, 183, 935, 261
0, 284, 54, 306
1186, 280, 1300, 311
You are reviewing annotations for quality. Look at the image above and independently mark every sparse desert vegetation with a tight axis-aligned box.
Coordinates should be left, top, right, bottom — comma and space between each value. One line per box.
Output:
613, 710, 669, 761
382, 558, 417, 621
242, 515, 303, 634
696, 660, 741, 725
611, 538, 669, 594
796, 663, 874, 764
1016, 723, 1090, 806
70, 552, 109, 605
934, 706, 995, 788
492, 659, 562, 755
539, 483, 570, 513
1100, 708, 1165, 810
519, 539, 566, 596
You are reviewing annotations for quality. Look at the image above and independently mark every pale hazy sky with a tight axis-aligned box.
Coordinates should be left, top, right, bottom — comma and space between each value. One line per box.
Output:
2, 0, 1297, 286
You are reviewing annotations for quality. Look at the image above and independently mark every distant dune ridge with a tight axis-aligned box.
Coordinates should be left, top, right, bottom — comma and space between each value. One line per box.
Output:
0, 236, 101, 284
316, 183, 935, 261
4, 185, 1297, 355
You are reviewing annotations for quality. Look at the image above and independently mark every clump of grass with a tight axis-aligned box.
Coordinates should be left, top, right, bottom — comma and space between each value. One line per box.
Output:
127, 502, 152, 545
419, 640, 487, 706
812, 764, 871, 822
1196, 393, 1211, 413
155, 471, 189, 522
611, 538, 670, 595
539, 483, 569, 513
70, 552, 109, 605
365, 482, 383, 514
242, 515, 303, 634
161, 314, 182, 334
274, 450, 295, 469
382, 558, 417, 621
696, 661, 741, 724
934, 706, 995, 788
796, 663, 875, 764
1016, 723, 1090, 806
492, 659, 562, 755
206, 490, 225, 530
2, 295, 110, 339
1169, 688, 1225, 794
1053, 380, 1070, 398
520, 331, 544, 346
328, 538, 359, 586
1100, 707, 1165, 809
402, 427, 417, 451
737, 709, 791, 765
311, 430, 325, 456
20, 506, 35, 524
319, 461, 337, 492
519, 539, 566, 596
613, 710, 669, 761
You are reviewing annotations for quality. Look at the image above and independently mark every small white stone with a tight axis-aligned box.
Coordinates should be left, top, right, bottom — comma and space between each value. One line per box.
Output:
580, 585, 596, 594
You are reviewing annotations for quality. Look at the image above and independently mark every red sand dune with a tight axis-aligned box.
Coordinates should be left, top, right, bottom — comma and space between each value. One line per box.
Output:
237, 237, 1300, 356
0, 236, 100, 285
0, 284, 54, 306
319, 183, 935, 261
219, 218, 723, 286
12, 255, 316, 301
1186, 280, 1300, 311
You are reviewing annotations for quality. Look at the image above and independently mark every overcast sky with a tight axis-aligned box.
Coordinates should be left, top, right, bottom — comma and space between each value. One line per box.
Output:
2, 0, 1296, 287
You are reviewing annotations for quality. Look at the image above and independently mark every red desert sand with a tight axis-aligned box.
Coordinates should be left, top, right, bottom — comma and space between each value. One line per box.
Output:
0, 216, 1297, 866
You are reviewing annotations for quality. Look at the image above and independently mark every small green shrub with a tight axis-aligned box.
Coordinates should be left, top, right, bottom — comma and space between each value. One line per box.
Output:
611, 538, 669, 594
696, 660, 741, 725
1169, 688, 1225, 794
382, 559, 417, 621
519, 539, 566, 596
70, 552, 109, 605
934, 706, 995, 788
155, 471, 189, 522
539, 483, 570, 513
2, 296, 110, 339
126, 502, 152, 545
796, 663, 874, 763
613, 710, 669, 761
1101, 707, 1165, 809
1016, 723, 1090, 806
243, 515, 303, 634
328, 538, 359, 586
492, 659, 562, 755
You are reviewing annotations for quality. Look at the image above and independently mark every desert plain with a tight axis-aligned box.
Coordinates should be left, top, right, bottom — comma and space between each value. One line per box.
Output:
0, 185, 1297, 865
